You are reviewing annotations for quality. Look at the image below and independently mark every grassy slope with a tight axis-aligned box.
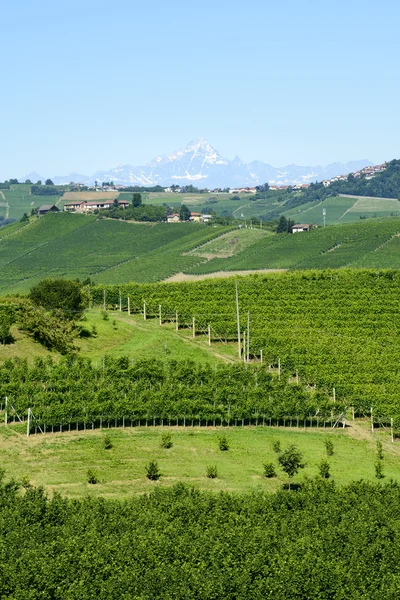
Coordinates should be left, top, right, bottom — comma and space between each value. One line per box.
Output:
1, 421, 397, 498
0, 184, 63, 220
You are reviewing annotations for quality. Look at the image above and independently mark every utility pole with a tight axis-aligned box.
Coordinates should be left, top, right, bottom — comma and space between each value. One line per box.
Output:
235, 281, 241, 359
247, 311, 250, 363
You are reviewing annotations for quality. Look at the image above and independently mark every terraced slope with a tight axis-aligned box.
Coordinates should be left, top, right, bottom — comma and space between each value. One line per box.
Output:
0, 213, 232, 293
185, 218, 400, 274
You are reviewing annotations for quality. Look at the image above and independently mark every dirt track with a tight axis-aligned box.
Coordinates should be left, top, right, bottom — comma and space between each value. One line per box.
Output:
164, 269, 286, 283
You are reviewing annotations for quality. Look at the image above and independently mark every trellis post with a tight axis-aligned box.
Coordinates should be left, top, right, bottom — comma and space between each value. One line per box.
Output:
391, 418, 394, 443
260, 349, 263, 364
159, 304, 162, 325
235, 281, 241, 359
103, 289, 106, 310
4, 397, 8, 426
127, 296, 131, 315
176, 312, 179, 331
143, 301, 147, 320
208, 324, 211, 346
193, 317, 195, 338
371, 407, 374, 433
27, 407, 31, 437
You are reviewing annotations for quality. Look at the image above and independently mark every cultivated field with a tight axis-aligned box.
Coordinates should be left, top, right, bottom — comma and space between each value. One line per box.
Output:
63, 191, 119, 201
0, 422, 396, 498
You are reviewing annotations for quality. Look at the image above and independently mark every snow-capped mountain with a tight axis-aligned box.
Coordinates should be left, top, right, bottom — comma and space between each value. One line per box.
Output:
20, 139, 372, 188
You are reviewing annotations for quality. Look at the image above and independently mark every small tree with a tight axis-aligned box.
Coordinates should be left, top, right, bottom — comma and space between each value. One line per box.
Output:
103, 435, 113, 450
132, 193, 142, 207
45, 179, 54, 185
179, 204, 191, 222
263, 462, 276, 478
161, 432, 173, 449
272, 440, 281, 454
87, 469, 98, 484
219, 435, 229, 451
318, 460, 330, 479
278, 444, 305, 489
206, 465, 218, 479
146, 460, 161, 480
376, 440, 384, 460
324, 439, 334, 456
375, 461, 384, 479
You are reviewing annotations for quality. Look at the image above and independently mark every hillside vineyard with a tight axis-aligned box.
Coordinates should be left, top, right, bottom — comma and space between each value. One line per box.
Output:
92, 270, 400, 426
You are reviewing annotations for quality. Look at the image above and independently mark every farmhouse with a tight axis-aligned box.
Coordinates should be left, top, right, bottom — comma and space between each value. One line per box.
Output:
189, 212, 203, 222
64, 200, 129, 213
167, 214, 180, 223
292, 223, 310, 233
38, 204, 59, 216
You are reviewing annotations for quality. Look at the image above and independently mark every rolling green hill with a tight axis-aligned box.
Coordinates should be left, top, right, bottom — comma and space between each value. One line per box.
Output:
2, 214, 400, 293
0, 213, 233, 293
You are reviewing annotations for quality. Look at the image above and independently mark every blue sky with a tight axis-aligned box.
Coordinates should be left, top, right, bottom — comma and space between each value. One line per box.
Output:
1, 0, 399, 179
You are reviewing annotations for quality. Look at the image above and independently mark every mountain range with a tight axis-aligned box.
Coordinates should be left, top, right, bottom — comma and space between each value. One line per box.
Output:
21, 139, 372, 188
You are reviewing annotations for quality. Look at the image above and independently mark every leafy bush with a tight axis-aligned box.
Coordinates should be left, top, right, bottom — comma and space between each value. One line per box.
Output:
375, 461, 384, 479
272, 440, 281, 454
219, 435, 229, 451
161, 432, 173, 449
324, 439, 334, 456
103, 435, 113, 450
87, 469, 98, 484
263, 462, 276, 478
319, 460, 331, 479
376, 441, 384, 460
206, 465, 218, 479
146, 461, 161, 481
101, 311, 109, 321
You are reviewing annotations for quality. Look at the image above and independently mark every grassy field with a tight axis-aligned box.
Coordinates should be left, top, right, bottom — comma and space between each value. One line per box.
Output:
283, 194, 400, 225
0, 421, 397, 498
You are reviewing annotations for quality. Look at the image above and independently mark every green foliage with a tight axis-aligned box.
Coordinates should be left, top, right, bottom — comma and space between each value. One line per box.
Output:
276, 215, 294, 233
218, 435, 230, 451
20, 212, 29, 222
87, 469, 98, 484
1, 357, 336, 431
0, 304, 16, 344
278, 444, 305, 488
29, 278, 85, 320
325, 439, 334, 456
375, 461, 384, 479
19, 305, 76, 354
132, 192, 142, 207
272, 440, 281, 454
206, 465, 218, 478
377, 440, 384, 460
161, 432, 173, 449
263, 462, 276, 478
2, 480, 400, 597
103, 435, 113, 450
31, 184, 63, 196
319, 460, 331, 479
101, 311, 109, 321
146, 460, 161, 480
179, 204, 191, 222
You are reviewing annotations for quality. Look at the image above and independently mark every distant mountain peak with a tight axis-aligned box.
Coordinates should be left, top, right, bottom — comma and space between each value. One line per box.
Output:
20, 140, 373, 189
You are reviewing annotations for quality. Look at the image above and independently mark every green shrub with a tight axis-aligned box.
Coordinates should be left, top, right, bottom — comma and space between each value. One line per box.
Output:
263, 462, 276, 478
206, 465, 218, 479
219, 435, 229, 451
319, 460, 330, 479
376, 440, 384, 460
103, 435, 113, 450
375, 461, 384, 479
87, 469, 98, 484
146, 460, 161, 481
272, 440, 281, 454
101, 311, 109, 321
161, 432, 173, 449
324, 439, 334, 456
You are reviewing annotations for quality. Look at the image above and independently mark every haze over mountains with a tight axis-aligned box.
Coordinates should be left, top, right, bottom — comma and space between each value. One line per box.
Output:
22, 139, 372, 188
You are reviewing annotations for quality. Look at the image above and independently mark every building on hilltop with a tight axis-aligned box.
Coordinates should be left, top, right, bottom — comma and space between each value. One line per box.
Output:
38, 204, 59, 216
292, 223, 310, 233
64, 200, 129, 213
167, 214, 180, 223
